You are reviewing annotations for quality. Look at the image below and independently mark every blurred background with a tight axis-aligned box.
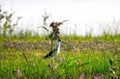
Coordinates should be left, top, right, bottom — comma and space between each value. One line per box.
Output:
1, 0, 120, 36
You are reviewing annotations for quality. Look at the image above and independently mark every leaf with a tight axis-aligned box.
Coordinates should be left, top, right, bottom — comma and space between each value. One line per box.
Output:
38, 26, 49, 32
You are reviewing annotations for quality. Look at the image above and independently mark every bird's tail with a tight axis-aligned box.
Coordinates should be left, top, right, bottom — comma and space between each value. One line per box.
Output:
42, 56, 47, 59
42, 55, 49, 59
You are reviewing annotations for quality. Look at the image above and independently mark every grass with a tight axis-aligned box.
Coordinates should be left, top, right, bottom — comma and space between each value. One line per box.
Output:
0, 31, 120, 42
61, 34, 120, 42
0, 50, 119, 79
0, 34, 120, 79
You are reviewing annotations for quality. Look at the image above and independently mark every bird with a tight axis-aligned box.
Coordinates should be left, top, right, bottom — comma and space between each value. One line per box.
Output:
43, 39, 61, 59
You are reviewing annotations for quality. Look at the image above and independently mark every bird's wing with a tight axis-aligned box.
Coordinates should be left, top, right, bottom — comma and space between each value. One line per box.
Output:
43, 49, 57, 59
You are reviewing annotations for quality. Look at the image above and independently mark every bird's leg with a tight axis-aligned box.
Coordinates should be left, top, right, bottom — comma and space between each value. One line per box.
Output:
51, 39, 53, 51
51, 57, 55, 71
49, 57, 55, 78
